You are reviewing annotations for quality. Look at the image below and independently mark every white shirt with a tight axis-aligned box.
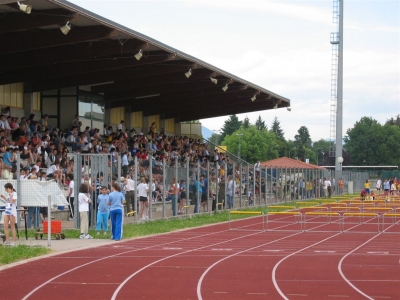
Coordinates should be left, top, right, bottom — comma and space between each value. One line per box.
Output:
68, 180, 74, 197
124, 179, 136, 191
78, 193, 90, 212
137, 183, 148, 197
46, 164, 57, 175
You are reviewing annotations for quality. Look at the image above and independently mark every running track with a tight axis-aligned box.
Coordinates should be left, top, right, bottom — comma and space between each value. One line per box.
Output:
1, 215, 399, 299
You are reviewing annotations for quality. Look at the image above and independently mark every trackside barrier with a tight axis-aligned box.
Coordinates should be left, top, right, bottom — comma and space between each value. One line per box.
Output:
330, 206, 361, 212
266, 212, 302, 232
228, 211, 265, 232
303, 212, 341, 232
381, 213, 400, 234
296, 202, 320, 206
267, 206, 297, 210
362, 207, 393, 213
318, 199, 339, 203
342, 212, 379, 233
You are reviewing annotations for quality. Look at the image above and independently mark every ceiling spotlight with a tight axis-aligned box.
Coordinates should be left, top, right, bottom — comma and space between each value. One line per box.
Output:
18, 1, 32, 14
273, 104, 278, 110
222, 84, 228, 92
60, 21, 71, 35
251, 95, 256, 102
287, 107, 291, 111
210, 77, 218, 84
134, 49, 143, 60
185, 69, 192, 78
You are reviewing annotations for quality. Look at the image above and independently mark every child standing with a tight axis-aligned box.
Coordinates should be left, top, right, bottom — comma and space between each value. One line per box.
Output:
78, 183, 92, 239
96, 186, 110, 235
1, 183, 17, 246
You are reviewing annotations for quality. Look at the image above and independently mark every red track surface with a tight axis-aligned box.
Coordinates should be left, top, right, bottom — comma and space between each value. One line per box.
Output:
1, 215, 399, 299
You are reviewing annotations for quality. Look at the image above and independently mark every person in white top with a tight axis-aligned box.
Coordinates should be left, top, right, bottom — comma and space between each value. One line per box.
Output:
1, 182, 18, 245
137, 177, 149, 220
78, 183, 92, 239
376, 178, 382, 195
124, 175, 136, 215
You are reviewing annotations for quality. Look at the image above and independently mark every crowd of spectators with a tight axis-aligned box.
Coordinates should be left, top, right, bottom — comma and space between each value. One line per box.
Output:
0, 112, 239, 213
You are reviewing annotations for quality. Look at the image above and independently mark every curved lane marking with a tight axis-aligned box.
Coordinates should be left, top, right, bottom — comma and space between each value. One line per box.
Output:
272, 216, 381, 299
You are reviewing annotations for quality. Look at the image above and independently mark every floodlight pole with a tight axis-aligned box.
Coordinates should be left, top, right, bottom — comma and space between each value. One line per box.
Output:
335, 0, 344, 171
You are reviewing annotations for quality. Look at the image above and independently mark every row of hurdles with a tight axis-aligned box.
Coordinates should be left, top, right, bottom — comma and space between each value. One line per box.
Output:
228, 207, 400, 234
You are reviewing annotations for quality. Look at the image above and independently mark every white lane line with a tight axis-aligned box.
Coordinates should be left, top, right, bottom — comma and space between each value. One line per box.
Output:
314, 250, 336, 253
211, 248, 232, 251
272, 216, 382, 300
112, 230, 266, 300
366, 251, 389, 254
22, 226, 243, 300
263, 249, 283, 252
162, 247, 183, 250
337, 222, 398, 300
197, 232, 304, 300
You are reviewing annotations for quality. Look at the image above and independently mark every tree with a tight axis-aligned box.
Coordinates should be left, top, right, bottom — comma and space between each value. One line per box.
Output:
220, 115, 242, 140
270, 116, 285, 140
385, 114, 400, 127
242, 116, 250, 129
222, 125, 279, 163
344, 117, 400, 166
255, 115, 266, 131
312, 139, 331, 165
294, 126, 312, 149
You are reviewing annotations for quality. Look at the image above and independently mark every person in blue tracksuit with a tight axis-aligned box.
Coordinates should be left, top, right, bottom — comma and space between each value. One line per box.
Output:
96, 186, 110, 235
108, 182, 124, 241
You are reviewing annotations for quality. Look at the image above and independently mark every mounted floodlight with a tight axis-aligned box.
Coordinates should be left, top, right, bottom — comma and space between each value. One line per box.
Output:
210, 77, 218, 84
251, 95, 256, 102
222, 84, 228, 92
134, 49, 143, 60
60, 21, 71, 35
287, 107, 291, 111
18, 1, 32, 14
273, 104, 278, 110
185, 69, 192, 78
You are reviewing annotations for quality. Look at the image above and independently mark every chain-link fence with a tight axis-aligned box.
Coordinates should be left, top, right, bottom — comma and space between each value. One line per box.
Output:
3, 152, 370, 238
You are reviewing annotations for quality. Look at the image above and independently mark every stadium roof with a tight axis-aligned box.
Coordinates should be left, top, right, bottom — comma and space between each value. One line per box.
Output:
0, 0, 290, 122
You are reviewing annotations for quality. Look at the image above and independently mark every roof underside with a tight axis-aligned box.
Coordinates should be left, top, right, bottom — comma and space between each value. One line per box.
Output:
0, 0, 290, 122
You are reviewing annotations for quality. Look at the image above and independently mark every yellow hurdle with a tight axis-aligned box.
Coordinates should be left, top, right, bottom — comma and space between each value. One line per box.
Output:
126, 210, 136, 217
229, 211, 265, 231
267, 206, 296, 210
230, 211, 263, 215
363, 207, 393, 212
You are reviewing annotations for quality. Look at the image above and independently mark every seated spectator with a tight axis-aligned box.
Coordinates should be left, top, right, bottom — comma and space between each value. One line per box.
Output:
3, 147, 16, 167
2, 164, 13, 179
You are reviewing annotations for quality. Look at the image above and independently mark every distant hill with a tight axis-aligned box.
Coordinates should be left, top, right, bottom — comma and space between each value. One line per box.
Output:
202, 126, 213, 139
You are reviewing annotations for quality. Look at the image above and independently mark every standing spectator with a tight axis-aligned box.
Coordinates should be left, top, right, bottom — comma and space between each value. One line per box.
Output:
0, 182, 17, 245
178, 179, 187, 214
124, 174, 136, 215
96, 186, 110, 235
364, 179, 371, 196
226, 175, 236, 209
169, 177, 180, 216
137, 177, 149, 220
323, 178, 328, 198
66, 174, 75, 221
338, 178, 345, 196
108, 182, 124, 240
376, 178, 382, 195
117, 120, 124, 132
78, 183, 92, 239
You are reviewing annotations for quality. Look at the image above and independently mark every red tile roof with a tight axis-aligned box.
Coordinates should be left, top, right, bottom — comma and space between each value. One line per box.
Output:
260, 157, 325, 170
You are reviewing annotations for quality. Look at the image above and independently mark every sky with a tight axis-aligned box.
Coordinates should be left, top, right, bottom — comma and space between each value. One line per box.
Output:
70, 0, 400, 141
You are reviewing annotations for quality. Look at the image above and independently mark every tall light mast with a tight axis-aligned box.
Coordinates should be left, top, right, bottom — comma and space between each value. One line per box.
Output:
330, 0, 343, 171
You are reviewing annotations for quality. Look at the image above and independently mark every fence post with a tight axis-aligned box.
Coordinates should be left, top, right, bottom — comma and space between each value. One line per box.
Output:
162, 158, 166, 218
47, 195, 51, 247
